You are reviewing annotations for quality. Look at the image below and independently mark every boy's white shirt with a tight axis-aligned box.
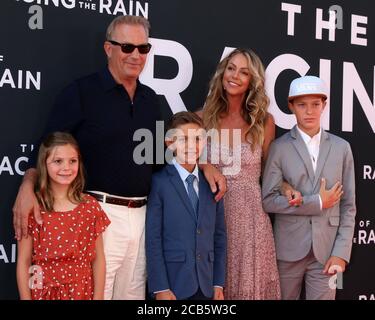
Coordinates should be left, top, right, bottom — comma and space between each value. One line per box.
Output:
296, 126, 322, 172
296, 125, 323, 210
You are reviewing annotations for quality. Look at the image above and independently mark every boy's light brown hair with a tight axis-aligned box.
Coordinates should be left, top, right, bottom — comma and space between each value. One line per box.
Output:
166, 111, 203, 132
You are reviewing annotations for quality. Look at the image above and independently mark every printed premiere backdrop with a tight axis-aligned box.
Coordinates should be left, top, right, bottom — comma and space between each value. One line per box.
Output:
1, 0, 374, 299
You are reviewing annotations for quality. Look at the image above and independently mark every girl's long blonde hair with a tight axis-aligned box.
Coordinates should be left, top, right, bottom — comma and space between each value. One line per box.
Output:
35, 132, 85, 212
203, 48, 269, 150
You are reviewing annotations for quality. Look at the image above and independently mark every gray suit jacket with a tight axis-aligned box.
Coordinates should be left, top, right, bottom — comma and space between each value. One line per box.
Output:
262, 126, 356, 265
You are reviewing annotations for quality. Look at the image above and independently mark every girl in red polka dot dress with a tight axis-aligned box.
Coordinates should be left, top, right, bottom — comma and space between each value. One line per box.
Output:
17, 132, 110, 300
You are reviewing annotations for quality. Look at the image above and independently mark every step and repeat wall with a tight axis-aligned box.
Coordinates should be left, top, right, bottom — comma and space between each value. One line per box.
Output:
1, 0, 374, 299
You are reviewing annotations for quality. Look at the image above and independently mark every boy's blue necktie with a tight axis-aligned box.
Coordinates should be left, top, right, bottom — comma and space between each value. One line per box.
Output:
186, 174, 199, 218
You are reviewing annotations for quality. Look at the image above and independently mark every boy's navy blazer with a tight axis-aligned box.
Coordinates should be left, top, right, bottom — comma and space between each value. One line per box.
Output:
146, 164, 227, 299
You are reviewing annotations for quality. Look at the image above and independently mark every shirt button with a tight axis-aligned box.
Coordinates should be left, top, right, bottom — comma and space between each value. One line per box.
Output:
197, 254, 201, 260
197, 229, 201, 234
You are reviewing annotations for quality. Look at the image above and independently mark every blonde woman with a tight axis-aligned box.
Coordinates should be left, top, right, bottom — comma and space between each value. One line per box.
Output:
201, 48, 280, 299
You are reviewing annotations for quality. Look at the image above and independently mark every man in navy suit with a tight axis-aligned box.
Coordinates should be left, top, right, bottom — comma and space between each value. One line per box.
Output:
146, 111, 227, 300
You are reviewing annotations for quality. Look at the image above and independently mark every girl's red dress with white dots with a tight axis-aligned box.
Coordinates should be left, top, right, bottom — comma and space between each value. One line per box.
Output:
28, 194, 110, 300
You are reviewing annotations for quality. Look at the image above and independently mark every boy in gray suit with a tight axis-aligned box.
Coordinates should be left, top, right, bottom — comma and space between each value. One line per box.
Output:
262, 76, 356, 300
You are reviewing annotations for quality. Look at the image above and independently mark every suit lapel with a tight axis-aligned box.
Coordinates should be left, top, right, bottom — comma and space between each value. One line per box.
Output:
290, 126, 315, 185
197, 171, 209, 225
312, 130, 331, 190
166, 165, 197, 223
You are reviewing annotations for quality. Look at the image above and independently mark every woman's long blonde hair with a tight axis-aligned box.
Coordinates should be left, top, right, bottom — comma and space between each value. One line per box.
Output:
203, 48, 269, 150
35, 132, 85, 212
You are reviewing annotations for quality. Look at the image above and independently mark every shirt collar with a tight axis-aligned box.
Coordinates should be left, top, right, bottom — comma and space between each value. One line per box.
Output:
296, 126, 322, 145
172, 158, 199, 183
99, 66, 145, 96
99, 66, 118, 91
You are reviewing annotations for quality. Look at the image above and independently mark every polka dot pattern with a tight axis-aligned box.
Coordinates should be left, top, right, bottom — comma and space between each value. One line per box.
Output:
29, 194, 110, 300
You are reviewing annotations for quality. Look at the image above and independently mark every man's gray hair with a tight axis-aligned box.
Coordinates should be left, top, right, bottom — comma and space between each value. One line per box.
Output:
106, 15, 150, 40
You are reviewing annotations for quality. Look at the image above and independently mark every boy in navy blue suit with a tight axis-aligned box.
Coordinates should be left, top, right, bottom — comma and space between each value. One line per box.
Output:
146, 111, 227, 300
